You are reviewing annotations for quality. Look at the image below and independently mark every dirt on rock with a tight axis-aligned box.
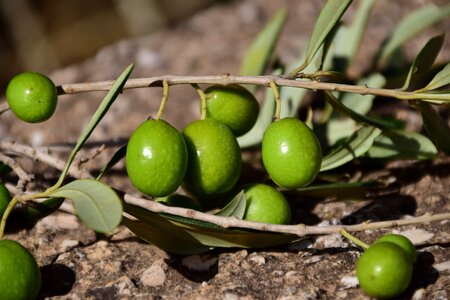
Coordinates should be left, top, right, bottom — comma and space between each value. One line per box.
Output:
1, 0, 449, 299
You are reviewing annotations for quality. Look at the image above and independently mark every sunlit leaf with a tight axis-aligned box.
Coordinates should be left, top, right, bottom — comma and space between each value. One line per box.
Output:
378, 4, 450, 66
412, 101, 450, 155
297, 181, 382, 199
401, 34, 445, 90
239, 8, 287, 91
56, 64, 134, 185
366, 130, 438, 159
289, 0, 353, 75
321, 126, 382, 171
215, 190, 246, 219
50, 179, 123, 233
418, 62, 450, 92
124, 203, 299, 252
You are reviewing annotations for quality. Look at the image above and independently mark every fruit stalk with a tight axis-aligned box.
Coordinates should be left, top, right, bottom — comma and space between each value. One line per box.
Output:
269, 80, 281, 121
155, 80, 169, 120
339, 229, 370, 249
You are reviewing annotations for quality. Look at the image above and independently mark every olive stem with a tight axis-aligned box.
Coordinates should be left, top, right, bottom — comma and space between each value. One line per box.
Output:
155, 80, 169, 121
0, 196, 18, 239
339, 229, 370, 249
268, 80, 282, 121
191, 83, 207, 120
56, 74, 450, 103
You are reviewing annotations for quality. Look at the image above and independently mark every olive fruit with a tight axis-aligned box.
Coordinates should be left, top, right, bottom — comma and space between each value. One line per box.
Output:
205, 84, 259, 136
242, 184, 291, 224
374, 234, 417, 263
157, 194, 202, 211
356, 242, 413, 299
183, 119, 242, 197
126, 119, 187, 197
0, 182, 11, 217
0, 239, 42, 300
6, 72, 58, 123
262, 118, 322, 189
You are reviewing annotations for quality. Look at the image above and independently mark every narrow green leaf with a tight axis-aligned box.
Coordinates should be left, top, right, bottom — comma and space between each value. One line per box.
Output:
239, 8, 287, 88
378, 4, 450, 66
297, 181, 382, 199
22, 197, 64, 221
333, 0, 376, 68
324, 91, 395, 129
289, 0, 353, 75
419, 62, 450, 92
238, 74, 277, 148
56, 64, 134, 186
321, 126, 382, 171
124, 203, 298, 251
215, 190, 246, 219
96, 143, 127, 180
366, 130, 438, 159
401, 34, 445, 90
122, 217, 213, 255
50, 179, 123, 233
413, 101, 450, 155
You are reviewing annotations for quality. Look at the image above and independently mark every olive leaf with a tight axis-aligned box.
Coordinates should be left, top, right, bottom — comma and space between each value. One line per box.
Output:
239, 8, 287, 90
297, 181, 382, 200
50, 179, 123, 233
417, 62, 450, 92
289, 0, 353, 75
378, 4, 450, 66
321, 126, 382, 171
414, 101, 450, 155
21, 197, 64, 221
401, 34, 445, 91
366, 130, 437, 160
96, 143, 127, 180
214, 190, 246, 219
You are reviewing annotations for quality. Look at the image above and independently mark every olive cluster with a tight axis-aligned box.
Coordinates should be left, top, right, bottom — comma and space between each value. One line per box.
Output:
125, 84, 322, 224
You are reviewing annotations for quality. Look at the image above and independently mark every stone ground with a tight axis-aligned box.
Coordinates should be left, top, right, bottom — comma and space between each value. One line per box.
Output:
1, 0, 449, 299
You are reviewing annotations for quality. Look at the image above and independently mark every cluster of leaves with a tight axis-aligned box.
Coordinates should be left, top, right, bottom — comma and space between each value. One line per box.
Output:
2, 0, 450, 255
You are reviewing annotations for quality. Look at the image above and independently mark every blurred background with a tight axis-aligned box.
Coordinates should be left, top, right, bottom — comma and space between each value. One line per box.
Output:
0, 0, 220, 92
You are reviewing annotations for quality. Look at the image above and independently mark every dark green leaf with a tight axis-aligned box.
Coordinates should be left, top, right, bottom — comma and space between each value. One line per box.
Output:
366, 130, 437, 159
56, 64, 134, 185
402, 34, 445, 90
96, 143, 127, 180
289, 0, 353, 75
50, 179, 123, 233
215, 190, 246, 219
239, 8, 287, 90
22, 197, 64, 221
321, 126, 382, 171
413, 101, 450, 155
297, 181, 382, 199
378, 4, 450, 66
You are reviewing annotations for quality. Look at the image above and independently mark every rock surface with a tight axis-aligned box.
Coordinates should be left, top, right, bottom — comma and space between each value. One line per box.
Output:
1, 0, 449, 299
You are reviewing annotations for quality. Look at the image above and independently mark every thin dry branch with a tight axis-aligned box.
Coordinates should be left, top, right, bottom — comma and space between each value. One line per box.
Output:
0, 152, 33, 192
57, 74, 449, 102
1, 140, 449, 237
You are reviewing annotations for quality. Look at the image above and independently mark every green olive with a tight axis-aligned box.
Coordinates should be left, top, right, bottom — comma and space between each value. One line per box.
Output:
183, 119, 242, 198
126, 119, 187, 197
0, 239, 42, 300
6, 72, 58, 123
0, 182, 11, 218
205, 84, 259, 136
262, 118, 322, 189
242, 184, 291, 224
356, 242, 413, 299
374, 233, 417, 263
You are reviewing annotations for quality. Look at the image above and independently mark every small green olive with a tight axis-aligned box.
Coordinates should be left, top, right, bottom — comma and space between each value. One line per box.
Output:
356, 242, 413, 299
0, 181, 11, 217
204, 84, 259, 136
262, 118, 322, 189
126, 119, 187, 197
183, 119, 242, 198
6, 72, 58, 123
242, 184, 291, 224
374, 234, 417, 263
0, 239, 42, 300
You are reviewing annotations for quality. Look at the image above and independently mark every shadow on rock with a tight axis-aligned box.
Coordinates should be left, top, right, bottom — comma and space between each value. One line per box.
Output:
166, 252, 219, 283
403, 251, 439, 298
341, 194, 417, 225
39, 263, 76, 298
